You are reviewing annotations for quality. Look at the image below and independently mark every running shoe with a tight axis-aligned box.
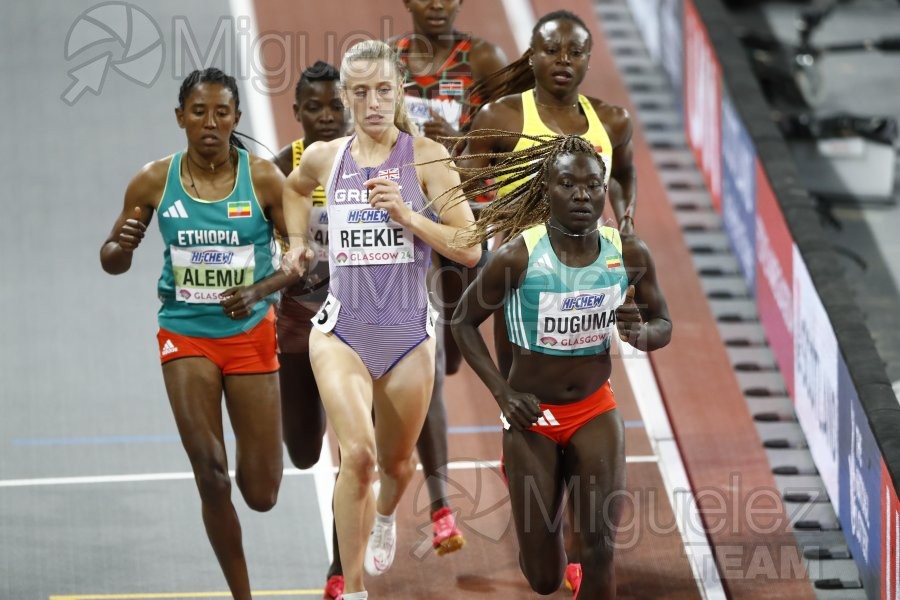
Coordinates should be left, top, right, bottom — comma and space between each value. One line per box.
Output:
363, 513, 396, 576
323, 574, 344, 599
565, 562, 582, 596
431, 506, 466, 556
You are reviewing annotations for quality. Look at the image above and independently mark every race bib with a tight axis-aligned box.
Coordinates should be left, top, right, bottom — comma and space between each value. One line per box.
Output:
404, 96, 463, 136
535, 286, 623, 351
330, 204, 415, 266
311, 292, 341, 333
170, 244, 255, 304
309, 205, 329, 263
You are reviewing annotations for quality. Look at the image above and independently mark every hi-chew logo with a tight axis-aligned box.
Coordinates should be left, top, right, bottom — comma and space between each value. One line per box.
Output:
190, 250, 234, 265
347, 208, 390, 224
561, 294, 606, 311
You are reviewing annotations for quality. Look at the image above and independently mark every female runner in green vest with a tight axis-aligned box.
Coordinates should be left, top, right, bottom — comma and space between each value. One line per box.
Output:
446, 134, 671, 599
101, 68, 297, 600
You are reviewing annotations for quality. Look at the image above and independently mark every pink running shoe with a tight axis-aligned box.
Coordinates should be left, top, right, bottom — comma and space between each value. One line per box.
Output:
432, 506, 466, 556
565, 562, 582, 596
323, 574, 344, 599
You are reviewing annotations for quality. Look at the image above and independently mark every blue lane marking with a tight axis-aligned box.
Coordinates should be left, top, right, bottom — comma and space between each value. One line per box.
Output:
13, 422, 646, 446
448, 425, 502, 434
12, 433, 234, 446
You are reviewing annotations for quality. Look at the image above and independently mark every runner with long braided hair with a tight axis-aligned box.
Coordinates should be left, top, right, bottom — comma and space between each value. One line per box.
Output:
444, 133, 671, 599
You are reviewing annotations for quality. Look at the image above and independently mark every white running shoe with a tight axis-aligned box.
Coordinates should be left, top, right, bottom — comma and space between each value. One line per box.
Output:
364, 481, 397, 576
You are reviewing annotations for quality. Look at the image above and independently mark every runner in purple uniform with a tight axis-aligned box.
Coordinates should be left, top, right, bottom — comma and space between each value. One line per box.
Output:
282, 41, 480, 600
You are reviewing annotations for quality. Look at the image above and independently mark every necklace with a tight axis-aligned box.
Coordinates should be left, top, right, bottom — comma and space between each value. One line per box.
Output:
547, 221, 598, 238
185, 147, 235, 195
534, 100, 579, 110
188, 148, 233, 173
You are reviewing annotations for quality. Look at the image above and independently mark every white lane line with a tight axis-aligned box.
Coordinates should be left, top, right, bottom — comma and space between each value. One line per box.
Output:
495, 0, 728, 596
618, 342, 727, 600
230, 0, 326, 556
0, 456, 660, 489
228, 0, 279, 152
500, 0, 537, 53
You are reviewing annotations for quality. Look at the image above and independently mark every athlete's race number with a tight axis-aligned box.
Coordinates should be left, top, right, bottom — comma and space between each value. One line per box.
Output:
311, 293, 341, 333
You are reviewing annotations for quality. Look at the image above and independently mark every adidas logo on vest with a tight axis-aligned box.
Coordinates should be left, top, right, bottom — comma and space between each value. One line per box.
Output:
161, 200, 189, 218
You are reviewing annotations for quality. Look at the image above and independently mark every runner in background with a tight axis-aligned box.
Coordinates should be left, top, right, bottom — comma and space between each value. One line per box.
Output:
387, 0, 507, 557
272, 61, 348, 600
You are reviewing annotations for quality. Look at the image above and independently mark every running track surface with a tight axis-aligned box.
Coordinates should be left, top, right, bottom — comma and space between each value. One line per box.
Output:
252, 0, 812, 599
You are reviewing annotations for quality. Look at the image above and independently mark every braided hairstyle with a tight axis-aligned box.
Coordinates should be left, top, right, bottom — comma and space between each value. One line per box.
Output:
465, 10, 592, 122
340, 40, 417, 136
425, 132, 607, 246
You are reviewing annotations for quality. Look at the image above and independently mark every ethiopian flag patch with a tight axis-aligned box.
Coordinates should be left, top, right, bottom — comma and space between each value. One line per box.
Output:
227, 201, 252, 218
606, 256, 622, 269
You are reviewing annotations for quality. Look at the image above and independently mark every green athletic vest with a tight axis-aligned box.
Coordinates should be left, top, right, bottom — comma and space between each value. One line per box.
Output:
505, 224, 628, 356
156, 149, 277, 337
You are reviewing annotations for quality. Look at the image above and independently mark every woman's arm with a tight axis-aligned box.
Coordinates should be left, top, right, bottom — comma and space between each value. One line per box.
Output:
367, 137, 482, 267
99, 160, 166, 275
615, 235, 672, 351
451, 239, 542, 430
281, 139, 337, 273
594, 101, 636, 235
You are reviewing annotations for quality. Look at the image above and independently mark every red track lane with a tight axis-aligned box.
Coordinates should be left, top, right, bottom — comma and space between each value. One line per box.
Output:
546, 1, 815, 597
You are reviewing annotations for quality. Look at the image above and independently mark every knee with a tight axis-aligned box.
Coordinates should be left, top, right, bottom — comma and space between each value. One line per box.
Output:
519, 553, 564, 595
284, 436, 323, 470
580, 531, 616, 571
341, 442, 377, 484
194, 461, 233, 507
378, 452, 415, 481
525, 570, 564, 596
237, 463, 282, 512
240, 473, 281, 513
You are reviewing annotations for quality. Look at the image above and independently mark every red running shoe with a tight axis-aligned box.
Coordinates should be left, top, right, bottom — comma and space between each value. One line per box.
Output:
323, 574, 344, 599
565, 562, 582, 596
432, 506, 466, 556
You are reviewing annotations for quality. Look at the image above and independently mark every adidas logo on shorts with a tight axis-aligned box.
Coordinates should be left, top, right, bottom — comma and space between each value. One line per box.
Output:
161, 339, 179, 356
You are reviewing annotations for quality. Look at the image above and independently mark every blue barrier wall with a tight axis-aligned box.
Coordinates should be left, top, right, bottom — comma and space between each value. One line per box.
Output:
626, 0, 900, 596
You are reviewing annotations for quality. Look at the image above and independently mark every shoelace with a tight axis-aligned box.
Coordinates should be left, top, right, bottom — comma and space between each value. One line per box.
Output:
371, 521, 391, 555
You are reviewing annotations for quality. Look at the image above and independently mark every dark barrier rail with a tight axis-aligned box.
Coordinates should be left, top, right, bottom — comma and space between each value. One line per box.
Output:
624, 0, 900, 596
